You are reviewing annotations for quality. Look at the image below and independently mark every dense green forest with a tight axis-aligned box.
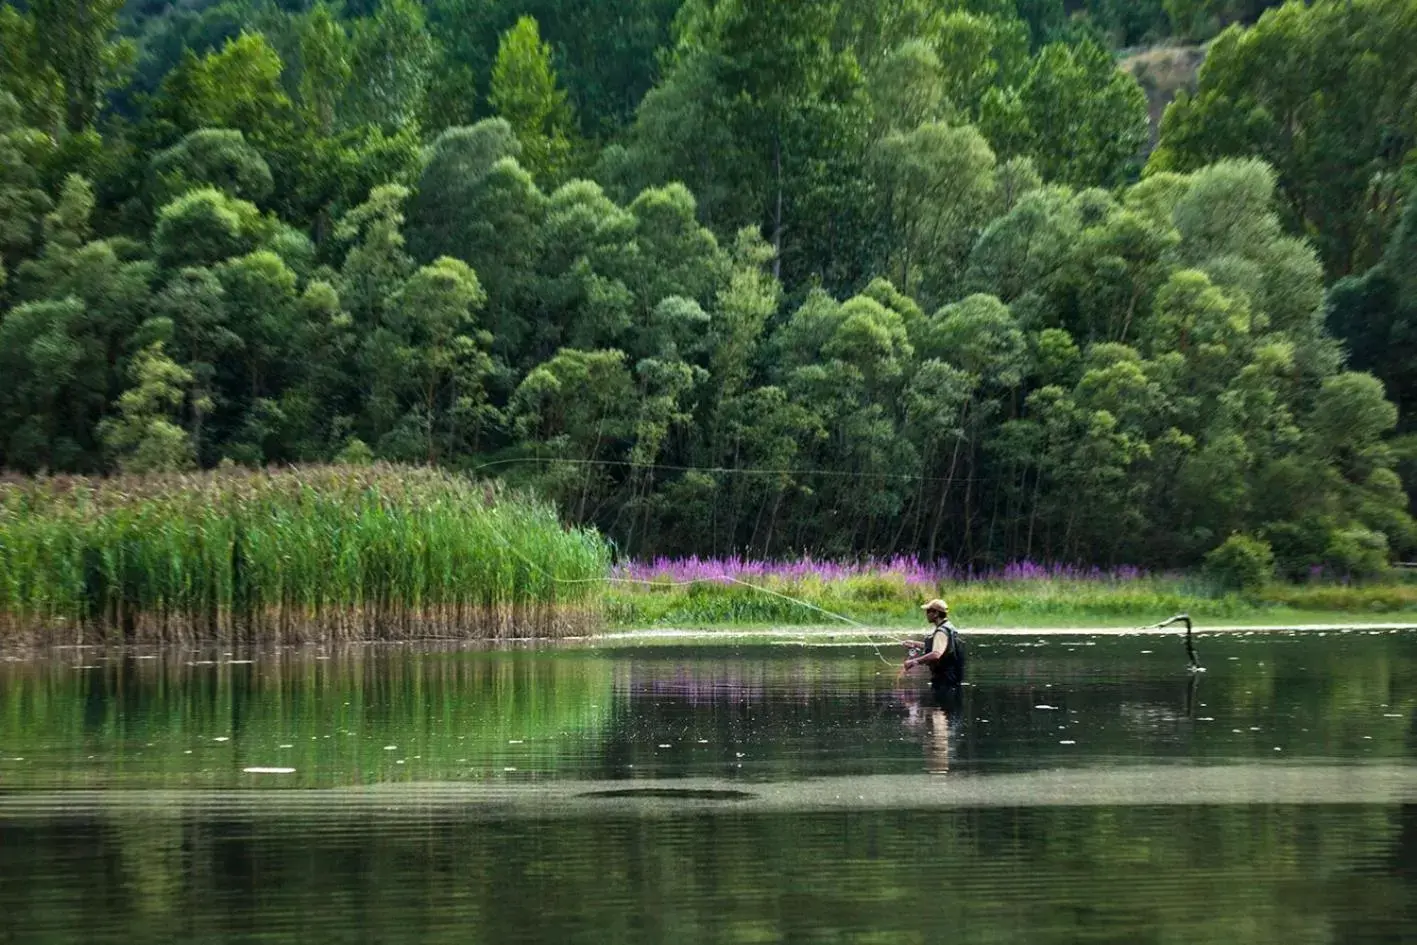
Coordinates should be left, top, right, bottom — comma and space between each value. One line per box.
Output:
1, 0, 1415, 575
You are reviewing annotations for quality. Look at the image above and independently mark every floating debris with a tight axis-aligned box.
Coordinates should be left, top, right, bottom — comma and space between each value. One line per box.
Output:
242, 767, 295, 774
1059, 740, 1076, 746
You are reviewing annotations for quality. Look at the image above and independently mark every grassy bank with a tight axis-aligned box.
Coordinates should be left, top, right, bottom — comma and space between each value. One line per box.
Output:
603, 558, 1417, 630
0, 465, 609, 644
6, 472, 1416, 646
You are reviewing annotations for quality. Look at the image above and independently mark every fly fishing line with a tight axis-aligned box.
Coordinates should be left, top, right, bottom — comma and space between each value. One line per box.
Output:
477, 513, 899, 666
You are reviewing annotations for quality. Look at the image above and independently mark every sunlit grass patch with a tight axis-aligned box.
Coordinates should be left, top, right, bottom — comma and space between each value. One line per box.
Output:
604, 556, 1417, 629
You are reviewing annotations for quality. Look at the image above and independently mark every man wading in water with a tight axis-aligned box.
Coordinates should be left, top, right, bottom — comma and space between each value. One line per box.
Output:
901, 599, 965, 703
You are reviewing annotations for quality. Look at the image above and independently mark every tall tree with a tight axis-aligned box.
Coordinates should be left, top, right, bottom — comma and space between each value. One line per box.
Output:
1327, 193, 1417, 429
1000, 37, 1148, 187
147, 129, 273, 208
98, 341, 198, 473
346, 0, 434, 130
384, 256, 494, 462
0, 92, 52, 287
869, 121, 998, 305
0, 5, 63, 131
487, 16, 575, 186
297, 2, 352, 135
1149, 0, 1417, 276
620, 0, 871, 287
149, 32, 293, 147
28, 0, 129, 133
2, 176, 153, 471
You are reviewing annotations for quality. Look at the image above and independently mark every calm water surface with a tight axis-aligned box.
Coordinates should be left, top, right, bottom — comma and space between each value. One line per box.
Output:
3, 630, 1417, 943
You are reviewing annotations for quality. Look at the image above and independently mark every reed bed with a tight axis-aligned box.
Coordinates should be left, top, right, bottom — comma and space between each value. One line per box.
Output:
0, 465, 609, 645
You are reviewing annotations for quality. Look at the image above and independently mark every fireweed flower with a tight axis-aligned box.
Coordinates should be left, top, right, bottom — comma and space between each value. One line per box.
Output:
612, 556, 1149, 586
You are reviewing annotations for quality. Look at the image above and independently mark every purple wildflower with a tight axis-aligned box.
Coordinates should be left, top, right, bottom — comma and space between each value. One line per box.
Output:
612, 556, 1149, 585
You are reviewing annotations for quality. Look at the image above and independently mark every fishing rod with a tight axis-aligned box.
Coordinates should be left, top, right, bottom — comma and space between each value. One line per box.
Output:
1144, 613, 1202, 672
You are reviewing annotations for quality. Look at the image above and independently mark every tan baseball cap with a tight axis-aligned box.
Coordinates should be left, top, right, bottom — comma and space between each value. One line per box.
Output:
921, 599, 949, 615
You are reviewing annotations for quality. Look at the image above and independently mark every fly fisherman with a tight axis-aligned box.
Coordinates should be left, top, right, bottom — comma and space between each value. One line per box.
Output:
901, 598, 965, 701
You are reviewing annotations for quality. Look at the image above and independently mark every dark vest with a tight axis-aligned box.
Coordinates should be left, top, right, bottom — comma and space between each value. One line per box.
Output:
926, 622, 965, 687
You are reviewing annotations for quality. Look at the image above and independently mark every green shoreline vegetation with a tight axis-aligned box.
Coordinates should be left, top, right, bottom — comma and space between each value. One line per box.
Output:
2, 1, 1417, 636
0, 465, 608, 645
603, 573, 1417, 631
3, 462, 1416, 644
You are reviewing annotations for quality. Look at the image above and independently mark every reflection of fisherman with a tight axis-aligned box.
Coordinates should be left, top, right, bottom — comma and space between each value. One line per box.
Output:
900, 688, 956, 773
900, 598, 965, 702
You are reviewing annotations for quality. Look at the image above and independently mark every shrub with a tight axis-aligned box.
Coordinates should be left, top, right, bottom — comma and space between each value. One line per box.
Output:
1324, 526, 1391, 581
1204, 534, 1276, 591
334, 436, 374, 465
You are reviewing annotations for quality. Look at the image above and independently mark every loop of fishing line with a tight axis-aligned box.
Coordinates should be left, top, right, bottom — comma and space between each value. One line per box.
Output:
463, 456, 1029, 669
463, 456, 1205, 674
478, 513, 898, 666
465, 454, 979, 667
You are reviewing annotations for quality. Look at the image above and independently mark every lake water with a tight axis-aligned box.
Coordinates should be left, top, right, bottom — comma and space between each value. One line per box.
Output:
3, 630, 1417, 943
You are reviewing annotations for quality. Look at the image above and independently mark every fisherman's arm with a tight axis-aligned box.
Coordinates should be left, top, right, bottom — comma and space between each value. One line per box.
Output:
905, 633, 950, 670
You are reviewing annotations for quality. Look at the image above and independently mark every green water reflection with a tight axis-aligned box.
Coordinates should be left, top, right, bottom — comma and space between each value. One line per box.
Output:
2, 630, 1417, 943
8, 630, 1412, 788
0, 647, 615, 788
2, 805, 1415, 943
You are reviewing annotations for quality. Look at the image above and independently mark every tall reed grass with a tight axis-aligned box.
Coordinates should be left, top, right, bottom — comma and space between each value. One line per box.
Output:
0, 465, 609, 644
